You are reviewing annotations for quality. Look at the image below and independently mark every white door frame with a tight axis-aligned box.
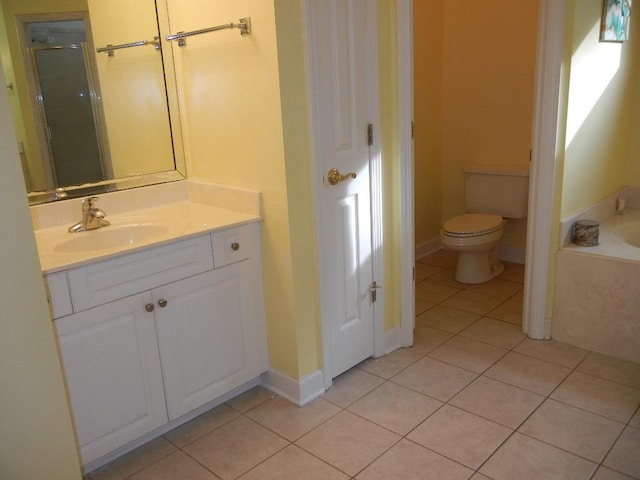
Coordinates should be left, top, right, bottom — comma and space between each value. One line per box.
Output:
397, 0, 415, 347
522, 0, 567, 339
397, 0, 567, 341
368, 2, 386, 361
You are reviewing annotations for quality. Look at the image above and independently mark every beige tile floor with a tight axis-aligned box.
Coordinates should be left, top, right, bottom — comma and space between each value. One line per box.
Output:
87, 251, 640, 480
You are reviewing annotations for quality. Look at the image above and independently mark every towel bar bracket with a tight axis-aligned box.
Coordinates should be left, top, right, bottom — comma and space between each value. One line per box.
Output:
97, 36, 161, 57
167, 17, 251, 47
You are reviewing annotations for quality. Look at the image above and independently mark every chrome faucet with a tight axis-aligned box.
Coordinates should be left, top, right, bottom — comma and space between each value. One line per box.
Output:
68, 196, 111, 233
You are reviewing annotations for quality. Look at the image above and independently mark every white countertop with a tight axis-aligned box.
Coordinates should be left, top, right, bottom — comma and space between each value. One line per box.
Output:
36, 201, 260, 274
33, 179, 264, 274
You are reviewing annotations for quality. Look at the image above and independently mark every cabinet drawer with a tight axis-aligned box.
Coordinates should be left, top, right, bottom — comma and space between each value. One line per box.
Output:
212, 224, 252, 268
68, 235, 214, 312
44, 272, 73, 319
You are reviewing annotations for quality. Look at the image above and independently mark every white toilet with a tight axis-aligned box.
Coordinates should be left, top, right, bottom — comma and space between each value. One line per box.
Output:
441, 165, 529, 284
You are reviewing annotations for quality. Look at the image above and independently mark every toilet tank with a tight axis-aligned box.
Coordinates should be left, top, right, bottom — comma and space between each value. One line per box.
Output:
464, 164, 530, 219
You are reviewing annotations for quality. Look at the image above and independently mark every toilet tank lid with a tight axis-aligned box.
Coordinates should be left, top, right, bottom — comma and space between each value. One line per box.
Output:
464, 163, 530, 177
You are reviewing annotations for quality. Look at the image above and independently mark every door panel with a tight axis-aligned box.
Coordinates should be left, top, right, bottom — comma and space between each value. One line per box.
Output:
336, 194, 360, 324
307, 0, 378, 378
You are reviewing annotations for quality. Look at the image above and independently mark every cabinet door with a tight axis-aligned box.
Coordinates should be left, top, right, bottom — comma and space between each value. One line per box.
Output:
154, 262, 264, 420
54, 292, 167, 465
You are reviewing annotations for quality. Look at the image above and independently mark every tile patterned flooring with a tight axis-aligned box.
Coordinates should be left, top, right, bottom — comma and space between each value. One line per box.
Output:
87, 251, 640, 480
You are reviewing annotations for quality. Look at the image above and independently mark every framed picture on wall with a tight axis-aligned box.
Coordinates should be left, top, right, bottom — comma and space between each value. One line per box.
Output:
600, 0, 632, 42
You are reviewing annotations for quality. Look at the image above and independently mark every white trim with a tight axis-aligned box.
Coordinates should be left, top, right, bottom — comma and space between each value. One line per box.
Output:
523, 0, 567, 339
415, 237, 442, 261
397, 0, 414, 348
302, 0, 333, 390
544, 318, 552, 338
378, 326, 401, 357
368, 2, 385, 358
261, 369, 325, 407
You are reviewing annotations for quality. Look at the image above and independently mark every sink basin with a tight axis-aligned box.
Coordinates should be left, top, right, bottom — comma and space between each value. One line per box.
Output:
53, 224, 170, 253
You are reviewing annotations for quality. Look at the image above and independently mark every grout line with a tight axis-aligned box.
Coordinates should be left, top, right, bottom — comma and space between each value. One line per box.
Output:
477, 346, 629, 477
411, 274, 636, 478
178, 448, 223, 479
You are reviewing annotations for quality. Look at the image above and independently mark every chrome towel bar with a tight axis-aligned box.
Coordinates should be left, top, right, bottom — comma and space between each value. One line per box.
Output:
97, 36, 161, 57
166, 17, 251, 47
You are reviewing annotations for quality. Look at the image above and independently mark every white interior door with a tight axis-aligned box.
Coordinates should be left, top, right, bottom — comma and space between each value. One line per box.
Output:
306, 0, 380, 379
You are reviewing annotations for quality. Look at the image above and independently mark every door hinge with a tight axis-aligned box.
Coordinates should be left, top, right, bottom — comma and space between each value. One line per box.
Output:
411, 120, 414, 140
369, 281, 382, 303
367, 123, 373, 146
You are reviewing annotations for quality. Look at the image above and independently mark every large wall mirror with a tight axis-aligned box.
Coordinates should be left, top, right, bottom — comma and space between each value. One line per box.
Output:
0, 0, 185, 205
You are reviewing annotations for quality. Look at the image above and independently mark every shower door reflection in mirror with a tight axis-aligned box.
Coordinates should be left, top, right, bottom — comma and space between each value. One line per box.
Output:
24, 17, 109, 190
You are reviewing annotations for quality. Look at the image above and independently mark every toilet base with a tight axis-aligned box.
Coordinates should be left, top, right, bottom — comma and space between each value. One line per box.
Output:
454, 248, 504, 284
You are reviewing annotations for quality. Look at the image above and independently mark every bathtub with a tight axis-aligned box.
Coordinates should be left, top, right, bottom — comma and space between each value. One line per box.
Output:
612, 210, 640, 251
552, 208, 640, 363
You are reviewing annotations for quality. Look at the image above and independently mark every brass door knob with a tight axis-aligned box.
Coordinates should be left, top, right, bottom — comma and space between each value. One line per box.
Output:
145, 303, 155, 312
327, 168, 357, 186
158, 299, 168, 308
231, 242, 240, 251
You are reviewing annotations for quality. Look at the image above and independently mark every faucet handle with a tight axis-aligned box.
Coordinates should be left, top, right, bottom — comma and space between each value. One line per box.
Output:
83, 196, 100, 210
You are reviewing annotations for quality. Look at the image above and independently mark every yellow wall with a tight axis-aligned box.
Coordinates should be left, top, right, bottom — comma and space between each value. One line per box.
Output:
273, 0, 323, 376
378, 0, 402, 329
414, 0, 443, 246
441, 0, 537, 221
560, 0, 637, 218
414, 1, 538, 252
0, 64, 82, 480
167, 0, 317, 378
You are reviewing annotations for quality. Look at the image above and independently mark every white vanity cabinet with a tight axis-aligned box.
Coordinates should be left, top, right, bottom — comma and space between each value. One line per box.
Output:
54, 292, 168, 465
46, 223, 267, 466
154, 258, 265, 420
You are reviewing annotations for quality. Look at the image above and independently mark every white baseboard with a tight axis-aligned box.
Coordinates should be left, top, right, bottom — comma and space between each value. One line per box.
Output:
376, 326, 405, 357
544, 318, 552, 339
261, 368, 325, 406
415, 237, 442, 260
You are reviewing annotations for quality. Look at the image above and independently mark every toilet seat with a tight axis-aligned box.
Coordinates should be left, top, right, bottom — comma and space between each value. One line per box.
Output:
442, 213, 503, 238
